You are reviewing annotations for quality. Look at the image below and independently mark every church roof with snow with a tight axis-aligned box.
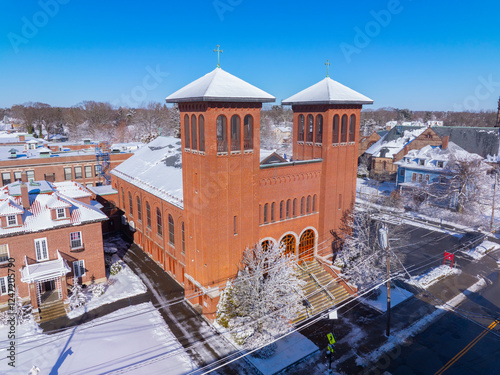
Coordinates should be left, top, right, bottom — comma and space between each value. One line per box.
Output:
282, 77, 373, 105
165, 68, 275, 103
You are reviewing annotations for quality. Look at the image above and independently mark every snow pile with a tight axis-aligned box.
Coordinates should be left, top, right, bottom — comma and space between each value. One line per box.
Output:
407, 265, 461, 288
361, 285, 413, 312
67, 254, 146, 319
0, 302, 196, 374
463, 240, 500, 260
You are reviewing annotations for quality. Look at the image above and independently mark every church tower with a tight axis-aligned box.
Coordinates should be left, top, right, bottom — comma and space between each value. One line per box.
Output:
166, 62, 275, 316
282, 65, 373, 253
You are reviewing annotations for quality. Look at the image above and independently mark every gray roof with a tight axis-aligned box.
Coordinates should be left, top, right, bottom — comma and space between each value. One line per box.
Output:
165, 68, 275, 103
282, 77, 373, 105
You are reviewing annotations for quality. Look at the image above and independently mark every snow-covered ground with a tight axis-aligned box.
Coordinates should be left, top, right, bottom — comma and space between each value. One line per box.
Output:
67, 254, 147, 319
462, 240, 500, 260
356, 178, 397, 197
0, 302, 196, 374
407, 265, 461, 288
361, 285, 414, 313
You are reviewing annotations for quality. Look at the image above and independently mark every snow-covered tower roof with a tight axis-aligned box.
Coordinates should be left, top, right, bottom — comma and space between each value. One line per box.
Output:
282, 77, 373, 105
165, 67, 275, 103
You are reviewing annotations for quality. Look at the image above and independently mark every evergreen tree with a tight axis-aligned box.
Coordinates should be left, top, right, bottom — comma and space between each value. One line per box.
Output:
68, 277, 87, 310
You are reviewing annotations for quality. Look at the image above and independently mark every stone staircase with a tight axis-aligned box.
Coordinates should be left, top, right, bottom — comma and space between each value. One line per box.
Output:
34, 300, 67, 323
293, 260, 351, 324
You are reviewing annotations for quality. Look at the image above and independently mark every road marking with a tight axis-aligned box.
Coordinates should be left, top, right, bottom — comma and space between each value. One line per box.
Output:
435, 319, 499, 374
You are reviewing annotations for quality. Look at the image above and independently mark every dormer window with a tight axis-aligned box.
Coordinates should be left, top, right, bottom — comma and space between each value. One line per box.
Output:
56, 208, 66, 219
7, 215, 17, 226
437, 161, 444, 168
419, 159, 425, 166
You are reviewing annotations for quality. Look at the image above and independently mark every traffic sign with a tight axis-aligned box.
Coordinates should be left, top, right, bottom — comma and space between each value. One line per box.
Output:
327, 333, 336, 344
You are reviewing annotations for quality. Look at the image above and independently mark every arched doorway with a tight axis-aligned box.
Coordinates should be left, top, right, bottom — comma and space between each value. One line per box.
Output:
298, 229, 315, 260
280, 234, 296, 257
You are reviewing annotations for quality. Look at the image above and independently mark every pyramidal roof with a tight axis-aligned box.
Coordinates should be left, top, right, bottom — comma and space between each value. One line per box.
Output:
282, 77, 373, 105
165, 67, 275, 103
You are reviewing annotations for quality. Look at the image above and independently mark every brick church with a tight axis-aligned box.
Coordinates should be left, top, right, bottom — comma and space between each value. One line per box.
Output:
111, 63, 373, 317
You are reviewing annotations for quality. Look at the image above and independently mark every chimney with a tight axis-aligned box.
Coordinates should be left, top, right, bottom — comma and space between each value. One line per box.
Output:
20, 183, 30, 210
21, 172, 28, 183
442, 135, 449, 150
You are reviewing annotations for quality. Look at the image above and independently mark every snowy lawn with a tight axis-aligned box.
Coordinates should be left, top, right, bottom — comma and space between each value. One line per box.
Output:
462, 240, 500, 260
0, 302, 196, 374
407, 265, 461, 288
356, 178, 397, 197
361, 285, 414, 313
67, 254, 147, 319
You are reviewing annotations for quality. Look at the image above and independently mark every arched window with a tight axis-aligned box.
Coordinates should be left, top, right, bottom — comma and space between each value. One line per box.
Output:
191, 115, 197, 150
349, 114, 356, 142
261, 240, 272, 251
271, 202, 275, 222
341, 114, 348, 143
146, 202, 151, 228
137, 197, 142, 221
333, 115, 340, 144
299, 230, 315, 260
244, 115, 253, 150
306, 115, 314, 142
181, 222, 185, 255
128, 192, 133, 216
307, 195, 311, 213
121, 188, 125, 209
156, 208, 162, 236
315, 115, 323, 143
280, 234, 296, 256
286, 199, 291, 219
263, 203, 269, 224
293, 198, 297, 217
298, 115, 305, 142
198, 115, 205, 152
280, 200, 284, 220
168, 214, 174, 245
313, 194, 317, 212
301, 197, 305, 215
230, 115, 241, 151
217, 115, 227, 152
184, 114, 190, 148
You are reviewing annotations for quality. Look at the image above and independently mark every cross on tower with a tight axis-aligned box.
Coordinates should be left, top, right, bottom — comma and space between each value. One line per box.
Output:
214, 45, 223, 68
325, 59, 331, 78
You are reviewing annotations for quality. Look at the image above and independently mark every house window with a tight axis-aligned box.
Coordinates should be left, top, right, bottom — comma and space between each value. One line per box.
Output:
306, 115, 314, 142
425, 174, 430, 182
440, 176, 446, 183
70, 231, 83, 249
157, 208, 162, 236
14, 172, 21, 181
341, 115, 348, 143
146, 202, 151, 228
181, 222, 185, 255
26, 170, 35, 182
315, 115, 323, 143
217, 115, 228, 152
191, 115, 198, 150
128, 193, 133, 216
35, 238, 48, 261
2, 172, 11, 186
73, 260, 85, 277
349, 115, 356, 142
74, 167, 82, 179
184, 114, 190, 148
332, 115, 340, 144
85, 166, 92, 178
399, 168, 405, 176
0, 244, 9, 263
44, 173, 55, 182
418, 174, 424, 182
94, 165, 101, 177
137, 197, 142, 221
419, 159, 425, 166
199, 115, 205, 152
168, 214, 175, 246
56, 208, 66, 219
298, 115, 305, 142
412, 173, 417, 182
230, 115, 241, 151
7, 215, 17, 226
437, 161, 444, 168
271, 202, 275, 222
244, 115, 253, 150
0, 276, 9, 295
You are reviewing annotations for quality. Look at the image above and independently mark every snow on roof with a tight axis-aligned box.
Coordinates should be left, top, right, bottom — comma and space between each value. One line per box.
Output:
0, 181, 107, 237
260, 149, 276, 162
53, 181, 92, 199
0, 199, 24, 216
165, 67, 275, 103
21, 253, 71, 283
366, 128, 427, 158
87, 185, 117, 196
111, 136, 184, 208
282, 77, 373, 105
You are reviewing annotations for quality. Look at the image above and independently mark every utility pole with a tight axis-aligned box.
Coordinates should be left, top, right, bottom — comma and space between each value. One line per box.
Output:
491, 171, 498, 232
378, 225, 391, 337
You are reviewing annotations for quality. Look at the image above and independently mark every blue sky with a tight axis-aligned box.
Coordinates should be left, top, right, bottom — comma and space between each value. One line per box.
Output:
1, 0, 499, 111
